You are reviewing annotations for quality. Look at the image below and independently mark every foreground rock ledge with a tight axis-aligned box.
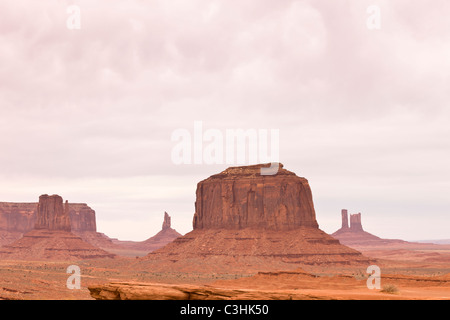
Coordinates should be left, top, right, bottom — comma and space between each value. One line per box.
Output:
88, 273, 450, 300
88, 282, 320, 300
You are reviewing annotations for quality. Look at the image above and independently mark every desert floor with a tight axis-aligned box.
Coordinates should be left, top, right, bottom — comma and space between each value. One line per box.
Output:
1, 242, 449, 300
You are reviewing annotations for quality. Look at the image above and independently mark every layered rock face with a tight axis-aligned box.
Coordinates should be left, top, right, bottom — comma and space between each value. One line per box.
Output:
0, 197, 172, 256
0, 203, 36, 247
68, 204, 97, 233
139, 164, 371, 272
0, 201, 97, 233
0, 200, 98, 247
0, 195, 114, 260
89, 271, 450, 300
193, 163, 318, 230
89, 271, 319, 300
35, 195, 71, 231
0, 230, 24, 248
0, 203, 36, 232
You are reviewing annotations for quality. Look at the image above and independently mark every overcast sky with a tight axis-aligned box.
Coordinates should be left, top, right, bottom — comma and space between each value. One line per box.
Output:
1, 0, 449, 241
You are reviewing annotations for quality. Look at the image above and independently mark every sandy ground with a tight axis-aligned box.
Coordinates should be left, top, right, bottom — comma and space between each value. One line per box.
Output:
0, 242, 449, 300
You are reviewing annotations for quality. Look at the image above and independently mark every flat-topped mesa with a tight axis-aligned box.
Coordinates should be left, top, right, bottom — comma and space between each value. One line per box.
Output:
193, 163, 319, 231
0, 202, 97, 233
141, 165, 373, 271
350, 213, 363, 232
0, 194, 115, 260
34, 195, 71, 231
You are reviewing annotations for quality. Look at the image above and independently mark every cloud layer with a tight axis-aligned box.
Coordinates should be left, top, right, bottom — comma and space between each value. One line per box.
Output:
0, 0, 449, 240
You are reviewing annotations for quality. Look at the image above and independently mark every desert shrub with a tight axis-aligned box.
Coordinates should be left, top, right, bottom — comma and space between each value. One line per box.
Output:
381, 284, 399, 294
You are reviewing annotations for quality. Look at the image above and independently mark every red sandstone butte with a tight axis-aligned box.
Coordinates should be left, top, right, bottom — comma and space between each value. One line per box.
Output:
0, 200, 97, 233
35, 195, 71, 231
0, 195, 114, 260
0, 200, 99, 246
193, 163, 319, 230
139, 164, 371, 273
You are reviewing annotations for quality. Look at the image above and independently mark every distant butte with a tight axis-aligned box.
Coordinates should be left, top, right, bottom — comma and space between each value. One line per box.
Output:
0, 200, 99, 247
332, 209, 405, 246
0, 198, 182, 256
0, 195, 114, 260
138, 163, 372, 273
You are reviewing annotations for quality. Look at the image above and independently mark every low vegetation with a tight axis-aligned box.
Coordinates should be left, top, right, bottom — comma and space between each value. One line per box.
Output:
381, 284, 399, 294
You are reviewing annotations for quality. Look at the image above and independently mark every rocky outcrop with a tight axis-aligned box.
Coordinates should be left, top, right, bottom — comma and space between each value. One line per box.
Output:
0, 197, 171, 257
0, 201, 97, 233
341, 209, 349, 229
35, 195, 71, 231
193, 163, 319, 231
0, 200, 99, 247
349, 213, 363, 232
332, 210, 406, 246
89, 272, 450, 300
162, 212, 171, 230
0, 195, 114, 260
111, 212, 182, 254
88, 280, 320, 300
138, 164, 372, 272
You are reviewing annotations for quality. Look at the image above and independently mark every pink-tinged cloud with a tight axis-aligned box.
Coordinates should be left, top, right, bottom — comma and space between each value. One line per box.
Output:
0, 0, 449, 240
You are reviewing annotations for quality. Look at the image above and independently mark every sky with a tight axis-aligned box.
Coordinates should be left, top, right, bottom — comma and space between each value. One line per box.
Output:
0, 0, 449, 241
